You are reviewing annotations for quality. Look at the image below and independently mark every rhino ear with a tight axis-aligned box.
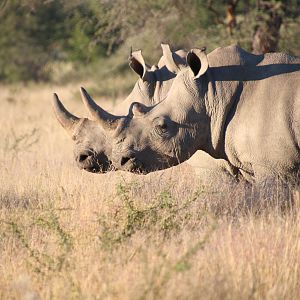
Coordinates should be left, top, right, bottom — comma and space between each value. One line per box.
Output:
187, 47, 209, 79
161, 43, 185, 73
129, 49, 149, 81
129, 102, 151, 118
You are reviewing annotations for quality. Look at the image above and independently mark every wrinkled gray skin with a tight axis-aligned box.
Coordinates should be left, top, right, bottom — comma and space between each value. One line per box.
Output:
110, 45, 300, 182
53, 44, 186, 172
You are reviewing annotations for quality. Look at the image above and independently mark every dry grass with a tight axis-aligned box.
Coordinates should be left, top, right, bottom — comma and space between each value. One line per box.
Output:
1, 84, 300, 300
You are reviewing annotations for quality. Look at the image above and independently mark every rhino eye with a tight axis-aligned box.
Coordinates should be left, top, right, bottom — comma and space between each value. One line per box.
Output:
158, 123, 167, 131
155, 122, 168, 135
154, 117, 168, 135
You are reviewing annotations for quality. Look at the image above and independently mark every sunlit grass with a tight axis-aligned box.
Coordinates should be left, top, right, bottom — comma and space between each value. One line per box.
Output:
0, 84, 300, 299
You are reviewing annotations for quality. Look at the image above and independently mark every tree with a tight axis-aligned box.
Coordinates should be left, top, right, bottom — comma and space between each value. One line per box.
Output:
206, 0, 300, 54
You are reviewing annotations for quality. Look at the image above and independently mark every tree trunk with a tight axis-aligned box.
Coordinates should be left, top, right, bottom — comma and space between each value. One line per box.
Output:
252, 1, 283, 54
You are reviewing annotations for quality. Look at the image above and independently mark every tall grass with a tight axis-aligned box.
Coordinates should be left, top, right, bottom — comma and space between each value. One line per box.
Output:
0, 84, 300, 299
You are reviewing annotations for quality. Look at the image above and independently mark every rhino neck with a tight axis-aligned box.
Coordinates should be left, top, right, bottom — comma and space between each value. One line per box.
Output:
113, 67, 176, 116
201, 70, 243, 160
156, 72, 211, 161
152, 65, 177, 103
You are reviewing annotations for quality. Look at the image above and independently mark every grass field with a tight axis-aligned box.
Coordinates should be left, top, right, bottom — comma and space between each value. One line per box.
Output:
1, 84, 300, 300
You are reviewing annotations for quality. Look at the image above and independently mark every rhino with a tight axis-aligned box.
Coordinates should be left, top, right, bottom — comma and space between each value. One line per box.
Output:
53, 44, 238, 183
52, 44, 188, 172
53, 44, 246, 182
105, 45, 300, 182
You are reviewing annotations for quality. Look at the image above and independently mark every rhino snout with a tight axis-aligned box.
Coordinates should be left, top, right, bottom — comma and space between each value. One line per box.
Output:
78, 153, 90, 163
75, 149, 111, 173
76, 150, 94, 165
114, 152, 144, 174
120, 155, 133, 166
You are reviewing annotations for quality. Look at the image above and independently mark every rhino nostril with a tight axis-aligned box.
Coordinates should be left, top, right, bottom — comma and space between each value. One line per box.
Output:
121, 156, 131, 166
79, 154, 89, 162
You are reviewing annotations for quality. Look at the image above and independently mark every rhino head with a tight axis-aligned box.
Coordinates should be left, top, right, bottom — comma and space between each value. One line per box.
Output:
52, 90, 117, 172
53, 45, 186, 173
110, 47, 215, 174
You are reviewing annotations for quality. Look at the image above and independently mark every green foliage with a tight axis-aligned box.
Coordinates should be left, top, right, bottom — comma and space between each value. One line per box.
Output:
0, 209, 74, 275
0, 0, 65, 81
97, 181, 207, 250
0, 0, 299, 84
0, 0, 106, 82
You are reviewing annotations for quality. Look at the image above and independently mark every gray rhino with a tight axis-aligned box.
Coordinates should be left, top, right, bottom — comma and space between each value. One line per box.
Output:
52, 44, 187, 173
107, 45, 300, 182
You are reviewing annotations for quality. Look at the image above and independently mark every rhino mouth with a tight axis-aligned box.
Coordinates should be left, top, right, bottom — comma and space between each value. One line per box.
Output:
87, 158, 113, 173
83, 162, 112, 173
120, 157, 146, 174
119, 157, 176, 174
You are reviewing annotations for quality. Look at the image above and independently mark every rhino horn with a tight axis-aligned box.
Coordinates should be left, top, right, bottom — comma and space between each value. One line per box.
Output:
80, 87, 119, 130
52, 93, 80, 136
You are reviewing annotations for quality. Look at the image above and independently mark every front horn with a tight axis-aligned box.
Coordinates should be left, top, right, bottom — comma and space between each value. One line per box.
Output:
80, 87, 119, 130
52, 93, 80, 136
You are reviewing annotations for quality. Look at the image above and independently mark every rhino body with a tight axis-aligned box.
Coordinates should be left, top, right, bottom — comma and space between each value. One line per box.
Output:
110, 45, 300, 182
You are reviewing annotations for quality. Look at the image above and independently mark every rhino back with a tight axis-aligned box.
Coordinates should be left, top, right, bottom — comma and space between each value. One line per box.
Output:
208, 44, 300, 68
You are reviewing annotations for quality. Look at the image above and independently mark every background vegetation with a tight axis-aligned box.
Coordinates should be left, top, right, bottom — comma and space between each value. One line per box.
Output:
0, 0, 299, 97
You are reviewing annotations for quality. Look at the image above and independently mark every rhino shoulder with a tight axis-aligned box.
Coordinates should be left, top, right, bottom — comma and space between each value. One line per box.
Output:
208, 44, 300, 68
208, 44, 263, 67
